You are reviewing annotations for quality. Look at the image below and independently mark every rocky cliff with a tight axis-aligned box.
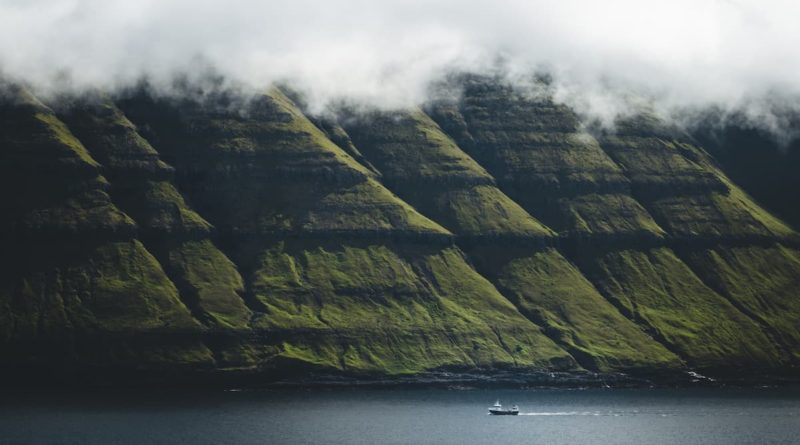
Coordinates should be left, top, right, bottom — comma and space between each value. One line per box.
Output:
1, 76, 798, 385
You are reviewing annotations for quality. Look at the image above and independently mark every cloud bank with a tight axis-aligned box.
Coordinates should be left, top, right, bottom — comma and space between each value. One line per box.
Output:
2, 0, 799, 135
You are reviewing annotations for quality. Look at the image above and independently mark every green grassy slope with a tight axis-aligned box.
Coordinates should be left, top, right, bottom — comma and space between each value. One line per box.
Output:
599, 120, 796, 241
340, 109, 553, 239
470, 246, 681, 371
334, 105, 677, 372
119, 88, 448, 238
581, 248, 783, 368
691, 123, 800, 230
646, 175, 797, 240
592, 113, 800, 367
680, 244, 800, 360
249, 242, 571, 373
116, 86, 575, 374
0, 88, 130, 236
427, 76, 665, 240
1, 75, 798, 381
0, 85, 210, 369
57, 97, 252, 330
0, 240, 199, 339
428, 75, 800, 371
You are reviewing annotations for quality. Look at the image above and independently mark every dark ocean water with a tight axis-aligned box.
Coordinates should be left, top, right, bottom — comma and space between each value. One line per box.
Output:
1, 387, 799, 444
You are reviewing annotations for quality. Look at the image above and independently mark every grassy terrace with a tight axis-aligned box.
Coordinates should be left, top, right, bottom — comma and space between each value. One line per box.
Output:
332, 102, 682, 371
340, 108, 554, 238
582, 248, 783, 368
681, 244, 800, 360
114, 85, 571, 373
58, 97, 251, 331
0, 77, 798, 380
249, 242, 574, 373
471, 246, 681, 372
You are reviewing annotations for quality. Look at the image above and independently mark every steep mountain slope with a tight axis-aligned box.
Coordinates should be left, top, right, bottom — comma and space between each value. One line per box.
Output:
337, 107, 680, 372
115, 86, 574, 375
56, 95, 252, 330
682, 245, 800, 361
0, 85, 212, 372
427, 79, 663, 244
427, 75, 800, 371
339, 109, 554, 241
0, 76, 798, 384
692, 121, 800, 230
591, 114, 800, 369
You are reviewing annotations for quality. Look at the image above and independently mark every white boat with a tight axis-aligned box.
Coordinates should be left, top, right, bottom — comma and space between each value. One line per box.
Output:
488, 400, 519, 415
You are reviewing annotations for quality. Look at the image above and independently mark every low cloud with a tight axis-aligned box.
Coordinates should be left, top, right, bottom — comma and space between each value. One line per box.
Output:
2, 0, 799, 138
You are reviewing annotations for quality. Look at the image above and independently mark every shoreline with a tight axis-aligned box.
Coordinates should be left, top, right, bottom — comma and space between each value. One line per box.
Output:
1, 366, 798, 391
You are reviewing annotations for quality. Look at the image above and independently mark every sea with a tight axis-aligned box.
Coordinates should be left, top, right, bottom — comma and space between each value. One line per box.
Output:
1, 386, 799, 444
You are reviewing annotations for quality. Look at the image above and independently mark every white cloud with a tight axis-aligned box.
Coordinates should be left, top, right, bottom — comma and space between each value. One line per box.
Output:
1, 0, 799, 133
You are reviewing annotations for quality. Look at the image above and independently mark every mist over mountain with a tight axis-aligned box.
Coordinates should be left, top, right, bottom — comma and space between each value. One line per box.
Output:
3, 0, 800, 139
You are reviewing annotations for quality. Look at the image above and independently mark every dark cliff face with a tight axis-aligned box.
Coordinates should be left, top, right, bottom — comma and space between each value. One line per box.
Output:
1, 76, 798, 383
424, 77, 793, 372
691, 118, 800, 231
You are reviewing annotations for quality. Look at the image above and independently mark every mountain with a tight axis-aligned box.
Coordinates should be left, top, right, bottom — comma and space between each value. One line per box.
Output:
1, 75, 798, 385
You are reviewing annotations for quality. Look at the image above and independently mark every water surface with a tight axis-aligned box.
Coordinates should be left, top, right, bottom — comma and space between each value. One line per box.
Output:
2, 387, 799, 444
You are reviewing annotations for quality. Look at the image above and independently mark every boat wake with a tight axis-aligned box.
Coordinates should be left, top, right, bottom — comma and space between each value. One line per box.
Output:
518, 411, 671, 417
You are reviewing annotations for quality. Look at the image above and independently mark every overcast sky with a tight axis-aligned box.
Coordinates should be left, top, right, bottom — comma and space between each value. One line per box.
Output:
2, 0, 798, 131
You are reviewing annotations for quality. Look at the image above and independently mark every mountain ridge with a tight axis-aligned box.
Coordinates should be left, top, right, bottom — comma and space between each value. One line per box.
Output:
1, 76, 798, 385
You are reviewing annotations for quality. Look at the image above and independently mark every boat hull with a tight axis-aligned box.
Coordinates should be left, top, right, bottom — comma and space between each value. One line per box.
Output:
489, 409, 519, 415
